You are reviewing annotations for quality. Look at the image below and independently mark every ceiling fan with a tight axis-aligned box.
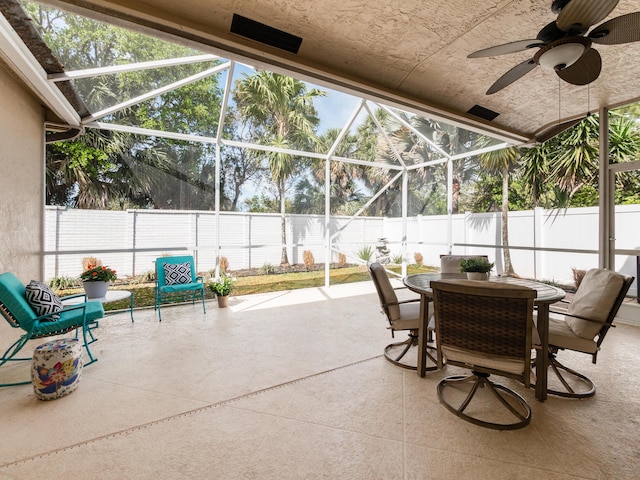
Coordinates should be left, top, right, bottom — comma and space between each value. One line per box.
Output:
469, 0, 640, 95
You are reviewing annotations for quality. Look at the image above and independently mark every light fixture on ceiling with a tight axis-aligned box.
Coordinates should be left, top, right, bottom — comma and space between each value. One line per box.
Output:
534, 36, 590, 71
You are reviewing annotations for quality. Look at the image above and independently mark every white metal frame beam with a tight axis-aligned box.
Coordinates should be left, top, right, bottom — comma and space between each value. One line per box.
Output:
0, 13, 80, 126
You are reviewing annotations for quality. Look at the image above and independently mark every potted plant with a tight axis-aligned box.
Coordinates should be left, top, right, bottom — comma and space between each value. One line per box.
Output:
208, 274, 235, 308
80, 264, 118, 298
459, 257, 494, 280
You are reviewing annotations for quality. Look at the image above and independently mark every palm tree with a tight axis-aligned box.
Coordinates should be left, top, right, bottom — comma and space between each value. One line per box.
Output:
477, 140, 519, 276
233, 71, 325, 265
527, 113, 640, 208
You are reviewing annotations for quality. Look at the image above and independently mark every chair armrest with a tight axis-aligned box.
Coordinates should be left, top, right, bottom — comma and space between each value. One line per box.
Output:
59, 292, 88, 301
31, 303, 90, 328
383, 298, 420, 308
549, 309, 607, 325
196, 276, 204, 283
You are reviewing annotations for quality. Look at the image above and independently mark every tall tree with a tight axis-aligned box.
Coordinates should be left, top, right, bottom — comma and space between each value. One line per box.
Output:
27, 3, 225, 210
233, 72, 325, 264
477, 141, 519, 276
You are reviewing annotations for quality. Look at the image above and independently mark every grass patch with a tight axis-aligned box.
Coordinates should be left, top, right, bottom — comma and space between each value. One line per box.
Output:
54, 263, 438, 312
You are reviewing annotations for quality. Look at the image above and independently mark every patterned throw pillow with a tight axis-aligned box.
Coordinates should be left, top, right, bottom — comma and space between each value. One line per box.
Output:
25, 280, 63, 321
163, 262, 192, 285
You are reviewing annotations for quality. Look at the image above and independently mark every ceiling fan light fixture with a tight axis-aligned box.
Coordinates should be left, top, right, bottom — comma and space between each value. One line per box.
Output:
538, 43, 585, 70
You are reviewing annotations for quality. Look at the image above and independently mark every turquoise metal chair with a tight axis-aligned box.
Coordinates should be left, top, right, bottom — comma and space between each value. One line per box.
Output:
154, 256, 206, 321
0, 272, 104, 387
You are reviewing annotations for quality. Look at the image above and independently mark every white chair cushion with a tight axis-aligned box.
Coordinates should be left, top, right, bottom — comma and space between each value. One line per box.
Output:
547, 313, 598, 354
441, 345, 525, 375
566, 269, 625, 340
392, 302, 434, 331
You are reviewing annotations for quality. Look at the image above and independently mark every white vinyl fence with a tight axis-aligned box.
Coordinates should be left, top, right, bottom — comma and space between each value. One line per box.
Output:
44, 205, 639, 296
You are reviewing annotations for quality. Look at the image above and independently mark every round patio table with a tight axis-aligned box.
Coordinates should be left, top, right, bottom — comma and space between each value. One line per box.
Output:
403, 273, 565, 402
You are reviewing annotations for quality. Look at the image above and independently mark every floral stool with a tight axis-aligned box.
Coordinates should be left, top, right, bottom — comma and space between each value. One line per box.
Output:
31, 338, 83, 400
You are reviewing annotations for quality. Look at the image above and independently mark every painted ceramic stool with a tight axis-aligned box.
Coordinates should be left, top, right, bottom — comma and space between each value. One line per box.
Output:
31, 338, 83, 400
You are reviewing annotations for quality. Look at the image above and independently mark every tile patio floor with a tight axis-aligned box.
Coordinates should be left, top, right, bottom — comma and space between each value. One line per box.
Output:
1, 281, 639, 479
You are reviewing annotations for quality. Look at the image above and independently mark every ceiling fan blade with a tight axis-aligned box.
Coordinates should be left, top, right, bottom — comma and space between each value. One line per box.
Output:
556, 0, 619, 33
535, 117, 585, 143
590, 12, 640, 45
537, 21, 566, 43
556, 48, 602, 85
486, 59, 537, 95
468, 39, 543, 58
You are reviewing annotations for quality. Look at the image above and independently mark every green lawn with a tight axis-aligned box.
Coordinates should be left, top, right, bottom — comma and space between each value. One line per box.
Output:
58, 264, 438, 312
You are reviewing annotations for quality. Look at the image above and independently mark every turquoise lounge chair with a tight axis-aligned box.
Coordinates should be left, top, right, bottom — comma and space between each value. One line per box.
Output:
154, 256, 206, 321
0, 272, 104, 387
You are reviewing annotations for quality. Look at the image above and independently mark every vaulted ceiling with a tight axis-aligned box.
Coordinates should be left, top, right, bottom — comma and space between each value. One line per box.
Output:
20, 0, 640, 144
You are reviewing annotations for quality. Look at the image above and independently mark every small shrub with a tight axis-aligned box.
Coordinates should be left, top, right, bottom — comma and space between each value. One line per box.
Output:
414, 252, 423, 266
132, 270, 155, 284
303, 250, 315, 269
459, 257, 494, 273
207, 274, 235, 296
392, 253, 403, 264
260, 262, 276, 275
572, 268, 587, 289
357, 245, 373, 262
48, 276, 81, 290
337, 253, 346, 267
82, 256, 102, 270
219, 256, 229, 274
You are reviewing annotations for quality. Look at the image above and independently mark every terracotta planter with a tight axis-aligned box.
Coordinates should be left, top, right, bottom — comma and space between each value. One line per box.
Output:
466, 272, 489, 280
83, 281, 109, 299
217, 295, 229, 308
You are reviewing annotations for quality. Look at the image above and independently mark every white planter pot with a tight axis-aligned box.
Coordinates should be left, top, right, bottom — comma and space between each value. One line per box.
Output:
83, 281, 109, 299
466, 272, 489, 280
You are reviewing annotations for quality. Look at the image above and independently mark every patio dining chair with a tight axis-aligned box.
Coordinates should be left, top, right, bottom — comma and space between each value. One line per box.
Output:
368, 262, 437, 371
538, 268, 634, 398
432, 279, 537, 430
154, 255, 206, 321
0, 272, 103, 387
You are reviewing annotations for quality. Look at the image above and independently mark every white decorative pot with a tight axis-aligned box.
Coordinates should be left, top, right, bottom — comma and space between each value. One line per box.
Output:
83, 281, 109, 299
466, 272, 489, 280
32, 338, 83, 400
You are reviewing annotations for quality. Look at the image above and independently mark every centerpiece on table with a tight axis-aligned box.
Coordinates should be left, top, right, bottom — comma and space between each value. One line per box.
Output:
459, 257, 495, 280
207, 274, 235, 308
80, 264, 118, 299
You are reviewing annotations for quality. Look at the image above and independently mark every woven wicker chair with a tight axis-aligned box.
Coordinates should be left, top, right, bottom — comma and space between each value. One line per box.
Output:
432, 279, 537, 430
540, 268, 634, 398
368, 262, 437, 371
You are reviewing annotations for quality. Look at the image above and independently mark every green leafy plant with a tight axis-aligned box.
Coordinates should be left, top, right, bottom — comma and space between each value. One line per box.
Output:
260, 262, 276, 275
459, 257, 494, 274
48, 276, 81, 290
356, 245, 373, 262
392, 253, 403, 264
208, 274, 235, 296
80, 264, 118, 282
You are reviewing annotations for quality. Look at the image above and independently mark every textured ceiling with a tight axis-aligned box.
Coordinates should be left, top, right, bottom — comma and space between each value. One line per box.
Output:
46, 0, 640, 144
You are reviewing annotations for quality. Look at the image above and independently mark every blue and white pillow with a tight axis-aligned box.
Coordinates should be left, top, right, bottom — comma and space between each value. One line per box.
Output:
163, 262, 192, 285
25, 280, 63, 321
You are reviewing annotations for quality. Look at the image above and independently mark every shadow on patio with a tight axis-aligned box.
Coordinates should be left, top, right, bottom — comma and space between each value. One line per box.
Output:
1, 281, 639, 479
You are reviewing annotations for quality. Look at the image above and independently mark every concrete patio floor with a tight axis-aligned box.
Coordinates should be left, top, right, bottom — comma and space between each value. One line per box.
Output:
1, 280, 639, 479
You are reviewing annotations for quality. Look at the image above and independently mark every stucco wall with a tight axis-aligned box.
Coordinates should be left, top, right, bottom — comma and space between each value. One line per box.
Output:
0, 62, 44, 281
